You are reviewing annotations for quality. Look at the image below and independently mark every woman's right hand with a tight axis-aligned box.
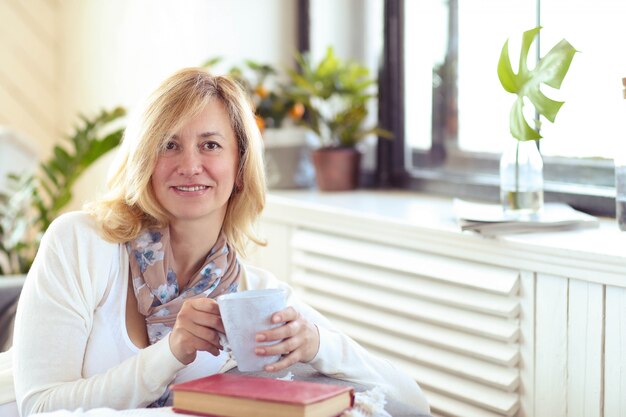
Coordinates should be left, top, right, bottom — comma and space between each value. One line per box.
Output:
169, 298, 225, 365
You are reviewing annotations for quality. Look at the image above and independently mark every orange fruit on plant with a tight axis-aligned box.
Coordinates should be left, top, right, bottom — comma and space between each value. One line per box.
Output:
255, 85, 269, 99
255, 115, 265, 133
289, 102, 305, 120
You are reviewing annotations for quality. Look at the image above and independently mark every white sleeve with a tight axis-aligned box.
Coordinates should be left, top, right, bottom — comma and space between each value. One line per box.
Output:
242, 265, 430, 414
13, 213, 185, 416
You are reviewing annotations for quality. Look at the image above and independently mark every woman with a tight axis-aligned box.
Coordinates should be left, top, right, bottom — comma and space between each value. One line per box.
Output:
10, 68, 429, 416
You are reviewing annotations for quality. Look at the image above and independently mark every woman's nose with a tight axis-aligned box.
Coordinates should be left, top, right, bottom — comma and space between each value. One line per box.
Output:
177, 149, 202, 176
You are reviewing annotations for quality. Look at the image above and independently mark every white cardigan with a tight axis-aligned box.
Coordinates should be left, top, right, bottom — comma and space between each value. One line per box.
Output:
4, 212, 428, 416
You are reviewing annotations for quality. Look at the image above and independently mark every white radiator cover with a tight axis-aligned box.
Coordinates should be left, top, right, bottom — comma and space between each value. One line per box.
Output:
247, 191, 626, 417
292, 228, 520, 417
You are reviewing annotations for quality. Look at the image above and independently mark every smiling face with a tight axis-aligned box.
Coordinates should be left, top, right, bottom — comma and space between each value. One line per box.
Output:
150, 99, 239, 230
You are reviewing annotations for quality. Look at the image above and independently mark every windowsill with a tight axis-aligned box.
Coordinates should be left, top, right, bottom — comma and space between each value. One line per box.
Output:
408, 149, 617, 216
405, 166, 616, 217
264, 189, 626, 288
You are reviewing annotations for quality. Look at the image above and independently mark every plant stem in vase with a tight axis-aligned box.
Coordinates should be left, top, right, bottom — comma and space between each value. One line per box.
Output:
497, 26, 576, 217
500, 139, 544, 215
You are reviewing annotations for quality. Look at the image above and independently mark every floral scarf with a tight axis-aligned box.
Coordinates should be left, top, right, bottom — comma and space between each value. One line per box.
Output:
126, 228, 241, 345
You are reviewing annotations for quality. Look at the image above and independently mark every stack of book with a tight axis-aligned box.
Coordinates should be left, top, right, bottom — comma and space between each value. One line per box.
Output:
453, 199, 599, 237
171, 373, 354, 417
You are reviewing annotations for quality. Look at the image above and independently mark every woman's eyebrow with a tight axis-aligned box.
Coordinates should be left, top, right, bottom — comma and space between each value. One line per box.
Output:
198, 131, 224, 139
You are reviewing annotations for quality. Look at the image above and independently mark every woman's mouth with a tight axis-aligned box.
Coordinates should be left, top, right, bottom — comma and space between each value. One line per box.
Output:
173, 185, 208, 192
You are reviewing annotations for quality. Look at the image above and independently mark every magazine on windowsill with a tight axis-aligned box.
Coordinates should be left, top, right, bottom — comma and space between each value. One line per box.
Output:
453, 198, 599, 237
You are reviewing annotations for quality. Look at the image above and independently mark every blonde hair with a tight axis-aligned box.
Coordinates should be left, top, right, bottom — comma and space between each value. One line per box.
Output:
87, 68, 266, 256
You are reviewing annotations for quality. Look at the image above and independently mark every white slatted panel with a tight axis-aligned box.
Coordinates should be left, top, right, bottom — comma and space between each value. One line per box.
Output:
534, 274, 568, 417
291, 228, 521, 417
294, 252, 519, 318
517, 271, 535, 417
567, 280, 603, 417
295, 271, 518, 342
246, 220, 292, 286
605, 285, 626, 417
426, 390, 506, 417
292, 229, 519, 295
0, 0, 60, 147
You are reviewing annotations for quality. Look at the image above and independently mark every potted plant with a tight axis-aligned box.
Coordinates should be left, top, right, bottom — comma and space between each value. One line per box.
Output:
288, 47, 391, 191
497, 26, 577, 214
0, 107, 126, 277
203, 58, 304, 131
203, 58, 314, 189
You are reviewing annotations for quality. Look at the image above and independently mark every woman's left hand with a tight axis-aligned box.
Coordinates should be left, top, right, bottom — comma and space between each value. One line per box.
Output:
254, 306, 320, 372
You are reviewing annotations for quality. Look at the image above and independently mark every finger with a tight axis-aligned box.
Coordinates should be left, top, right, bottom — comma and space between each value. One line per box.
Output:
179, 298, 221, 321
255, 336, 299, 357
257, 318, 302, 343
270, 306, 298, 324
179, 321, 223, 348
256, 320, 320, 365
190, 313, 225, 334
264, 351, 300, 372
199, 341, 222, 357
187, 336, 222, 357
179, 300, 225, 333
190, 298, 221, 314
258, 307, 301, 342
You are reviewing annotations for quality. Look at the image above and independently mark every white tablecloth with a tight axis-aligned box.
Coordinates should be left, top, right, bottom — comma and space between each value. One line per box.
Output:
34, 408, 177, 417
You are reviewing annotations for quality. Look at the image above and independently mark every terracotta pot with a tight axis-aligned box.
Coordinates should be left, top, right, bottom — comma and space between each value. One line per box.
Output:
311, 147, 361, 191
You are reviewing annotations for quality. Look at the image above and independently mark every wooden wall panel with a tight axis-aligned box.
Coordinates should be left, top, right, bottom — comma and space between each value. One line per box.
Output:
0, 0, 60, 150
0, 83, 50, 144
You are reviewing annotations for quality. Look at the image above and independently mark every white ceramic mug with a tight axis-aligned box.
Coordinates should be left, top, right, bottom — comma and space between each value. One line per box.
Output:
217, 288, 287, 372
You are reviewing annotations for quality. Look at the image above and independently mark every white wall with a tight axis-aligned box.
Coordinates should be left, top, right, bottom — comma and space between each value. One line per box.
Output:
1, 0, 381, 208
59, 0, 298, 126
56, 0, 299, 209
309, 0, 383, 170
0, 0, 61, 161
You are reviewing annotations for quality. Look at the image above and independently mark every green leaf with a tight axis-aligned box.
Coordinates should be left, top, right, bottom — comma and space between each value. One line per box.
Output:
1, 105, 126, 272
497, 39, 518, 93
53, 146, 71, 165
245, 60, 276, 75
534, 39, 578, 90
38, 179, 55, 203
526, 87, 563, 123
497, 26, 577, 141
509, 98, 542, 141
48, 159, 69, 179
287, 46, 383, 147
40, 163, 60, 187
51, 189, 72, 213
202, 57, 222, 68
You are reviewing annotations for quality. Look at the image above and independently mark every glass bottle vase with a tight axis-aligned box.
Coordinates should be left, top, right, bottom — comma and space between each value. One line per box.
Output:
499, 139, 544, 215
615, 156, 626, 230
616, 77, 626, 230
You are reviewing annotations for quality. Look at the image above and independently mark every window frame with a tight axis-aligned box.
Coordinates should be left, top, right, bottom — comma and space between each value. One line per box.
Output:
377, 0, 616, 217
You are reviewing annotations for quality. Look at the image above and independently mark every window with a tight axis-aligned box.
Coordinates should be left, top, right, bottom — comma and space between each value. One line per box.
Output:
380, 0, 625, 215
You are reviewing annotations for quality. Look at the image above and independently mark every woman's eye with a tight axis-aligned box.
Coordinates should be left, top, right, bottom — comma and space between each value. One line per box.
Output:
203, 141, 221, 151
164, 141, 178, 151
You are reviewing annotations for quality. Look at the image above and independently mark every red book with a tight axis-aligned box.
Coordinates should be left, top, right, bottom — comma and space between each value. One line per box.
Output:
171, 373, 354, 417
